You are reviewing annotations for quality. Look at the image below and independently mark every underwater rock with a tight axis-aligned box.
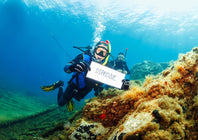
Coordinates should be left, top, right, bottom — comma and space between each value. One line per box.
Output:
69, 119, 109, 140
130, 60, 170, 81
68, 47, 198, 140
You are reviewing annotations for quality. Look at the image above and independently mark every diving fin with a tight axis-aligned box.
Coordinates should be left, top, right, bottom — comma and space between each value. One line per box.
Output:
41, 80, 64, 92
66, 99, 75, 112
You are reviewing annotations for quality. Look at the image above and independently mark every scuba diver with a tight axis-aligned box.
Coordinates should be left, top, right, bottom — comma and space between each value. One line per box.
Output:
41, 40, 130, 111
110, 52, 130, 75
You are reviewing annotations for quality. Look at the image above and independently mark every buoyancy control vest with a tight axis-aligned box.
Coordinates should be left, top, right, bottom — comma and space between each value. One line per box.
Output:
68, 53, 91, 89
69, 52, 110, 89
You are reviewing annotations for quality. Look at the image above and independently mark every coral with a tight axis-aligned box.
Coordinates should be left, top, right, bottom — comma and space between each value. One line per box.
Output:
68, 47, 198, 140
69, 119, 109, 140
193, 95, 198, 107
30, 47, 194, 140
143, 130, 173, 140
167, 122, 185, 139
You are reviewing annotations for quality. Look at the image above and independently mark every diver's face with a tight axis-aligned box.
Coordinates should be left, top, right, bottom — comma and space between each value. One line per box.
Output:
118, 54, 124, 61
94, 45, 108, 61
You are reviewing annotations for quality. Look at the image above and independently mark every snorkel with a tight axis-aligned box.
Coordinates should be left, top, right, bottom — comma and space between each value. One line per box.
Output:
125, 48, 128, 58
103, 40, 111, 65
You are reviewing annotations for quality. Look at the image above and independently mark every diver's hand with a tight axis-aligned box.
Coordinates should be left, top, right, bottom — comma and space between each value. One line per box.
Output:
69, 61, 91, 73
121, 79, 130, 90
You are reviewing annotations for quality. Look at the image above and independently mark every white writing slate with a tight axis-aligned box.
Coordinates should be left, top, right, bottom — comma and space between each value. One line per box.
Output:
86, 61, 125, 89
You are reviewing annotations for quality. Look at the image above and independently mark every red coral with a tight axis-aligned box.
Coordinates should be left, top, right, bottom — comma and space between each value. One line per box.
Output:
99, 114, 106, 120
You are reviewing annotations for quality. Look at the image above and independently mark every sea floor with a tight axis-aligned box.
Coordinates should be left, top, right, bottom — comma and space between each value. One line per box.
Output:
0, 89, 50, 121
0, 89, 85, 139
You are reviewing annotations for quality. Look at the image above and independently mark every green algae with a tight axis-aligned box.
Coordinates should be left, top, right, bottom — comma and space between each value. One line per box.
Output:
0, 104, 84, 139
0, 89, 85, 139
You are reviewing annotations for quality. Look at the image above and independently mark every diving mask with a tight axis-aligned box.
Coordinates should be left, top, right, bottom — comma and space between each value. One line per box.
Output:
118, 54, 125, 61
95, 46, 109, 57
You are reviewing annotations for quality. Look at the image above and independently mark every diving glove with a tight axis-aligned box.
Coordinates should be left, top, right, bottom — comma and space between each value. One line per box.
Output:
69, 61, 90, 73
41, 80, 64, 92
66, 99, 75, 112
121, 79, 130, 90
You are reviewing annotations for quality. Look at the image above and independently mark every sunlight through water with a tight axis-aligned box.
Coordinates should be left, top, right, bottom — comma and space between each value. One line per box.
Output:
22, 0, 198, 46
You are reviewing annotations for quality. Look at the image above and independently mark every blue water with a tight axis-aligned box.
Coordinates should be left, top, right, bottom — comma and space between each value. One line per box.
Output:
1, 0, 198, 103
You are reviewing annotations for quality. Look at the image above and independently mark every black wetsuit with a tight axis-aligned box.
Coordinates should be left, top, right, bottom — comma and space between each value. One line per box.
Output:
57, 53, 106, 106
110, 60, 130, 74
